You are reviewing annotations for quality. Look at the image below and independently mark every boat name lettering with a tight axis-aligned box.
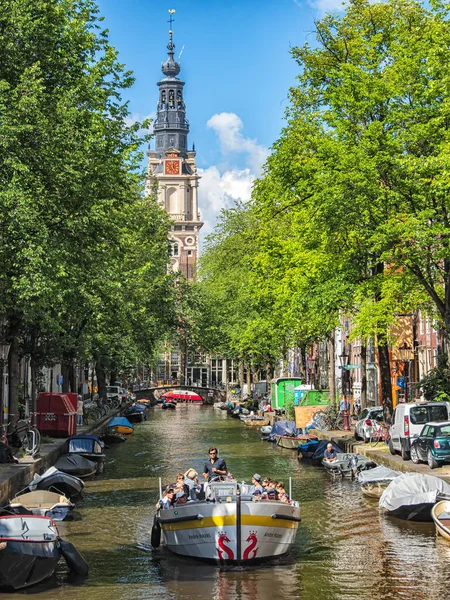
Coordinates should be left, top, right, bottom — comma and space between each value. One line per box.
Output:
264, 532, 282, 538
188, 533, 211, 540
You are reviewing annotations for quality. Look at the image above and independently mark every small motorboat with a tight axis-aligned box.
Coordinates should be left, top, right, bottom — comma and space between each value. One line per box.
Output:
268, 420, 301, 443
261, 425, 272, 436
67, 434, 106, 473
322, 453, 377, 478
0, 515, 88, 590
100, 429, 126, 445
26, 467, 85, 500
161, 401, 176, 410
105, 416, 134, 436
124, 404, 146, 423
432, 500, 450, 541
298, 439, 342, 465
55, 454, 98, 479
357, 465, 401, 499
379, 473, 450, 521
298, 439, 320, 459
231, 405, 249, 418
241, 415, 269, 427
4, 490, 74, 521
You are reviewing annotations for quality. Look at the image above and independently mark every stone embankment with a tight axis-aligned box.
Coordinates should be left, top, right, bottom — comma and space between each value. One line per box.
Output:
313, 428, 450, 484
0, 408, 121, 505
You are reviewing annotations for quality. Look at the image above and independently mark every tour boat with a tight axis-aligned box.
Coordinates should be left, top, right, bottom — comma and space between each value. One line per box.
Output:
152, 480, 301, 563
161, 390, 203, 403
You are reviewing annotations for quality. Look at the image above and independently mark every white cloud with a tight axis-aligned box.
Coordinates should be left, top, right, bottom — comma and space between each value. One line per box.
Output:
198, 112, 269, 243
124, 112, 156, 135
198, 165, 255, 240
206, 112, 269, 174
295, 0, 346, 14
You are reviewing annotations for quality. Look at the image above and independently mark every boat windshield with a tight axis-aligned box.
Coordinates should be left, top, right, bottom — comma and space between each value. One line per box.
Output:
207, 481, 238, 500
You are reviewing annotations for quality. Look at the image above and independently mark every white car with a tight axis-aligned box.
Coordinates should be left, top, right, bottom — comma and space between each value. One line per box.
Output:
355, 407, 384, 443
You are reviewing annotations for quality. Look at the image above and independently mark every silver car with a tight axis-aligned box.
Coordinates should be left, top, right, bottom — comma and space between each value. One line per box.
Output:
355, 407, 384, 443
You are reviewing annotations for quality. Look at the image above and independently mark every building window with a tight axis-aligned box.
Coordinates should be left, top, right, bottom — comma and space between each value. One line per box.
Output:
187, 250, 192, 256
172, 244, 179, 256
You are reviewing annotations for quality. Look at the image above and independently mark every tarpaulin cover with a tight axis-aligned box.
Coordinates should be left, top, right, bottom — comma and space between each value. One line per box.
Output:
55, 454, 97, 477
68, 435, 104, 455
268, 420, 302, 441
310, 439, 343, 461
28, 467, 85, 497
358, 465, 401, 484
379, 473, 450, 513
106, 416, 134, 430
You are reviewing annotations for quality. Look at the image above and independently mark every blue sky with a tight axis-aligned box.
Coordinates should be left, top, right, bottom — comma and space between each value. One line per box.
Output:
96, 0, 337, 237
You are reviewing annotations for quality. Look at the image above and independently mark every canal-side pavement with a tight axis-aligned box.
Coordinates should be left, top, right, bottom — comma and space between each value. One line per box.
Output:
0, 408, 122, 505
313, 428, 450, 484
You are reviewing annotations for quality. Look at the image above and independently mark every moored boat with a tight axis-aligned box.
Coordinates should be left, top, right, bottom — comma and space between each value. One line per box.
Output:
153, 480, 300, 563
105, 416, 134, 436
0, 515, 88, 590
67, 434, 106, 473
4, 490, 74, 521
357, 465, 401, 499
242, 416, 270, 427
55, 454, 98, 479
161, 401, 176, 410
276, 434, 318, 450
431, 500, 450, 541
322, 453, 377, 478
379, 473, 450, 522
124, 404, 146, 423
26, 467, 85, 500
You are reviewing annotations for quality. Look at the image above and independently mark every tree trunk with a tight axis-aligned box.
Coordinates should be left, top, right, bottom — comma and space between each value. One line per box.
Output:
360, 342, 367, 410
328, 333, 336, 402
61, 359, 70, 393
8, 335, 20, 427
69, 361, 76, 393
30, 352, 38, 427
377, 341, 393, 419
246, 362, 251, 397
95, 356, 107, 402
238, 360, 245, 388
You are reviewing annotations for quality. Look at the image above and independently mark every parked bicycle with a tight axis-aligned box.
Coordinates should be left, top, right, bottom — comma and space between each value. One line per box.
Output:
3, 419, 41, 457
369, 422, 391, 447
312, 406, 345, 431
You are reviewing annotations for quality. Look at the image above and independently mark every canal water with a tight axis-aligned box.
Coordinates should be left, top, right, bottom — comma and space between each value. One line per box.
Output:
11, 406, 450, 599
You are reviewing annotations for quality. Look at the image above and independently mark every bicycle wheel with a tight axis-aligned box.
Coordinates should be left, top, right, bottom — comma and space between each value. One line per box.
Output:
334, 415, 345, 431
369, 432, 380, 447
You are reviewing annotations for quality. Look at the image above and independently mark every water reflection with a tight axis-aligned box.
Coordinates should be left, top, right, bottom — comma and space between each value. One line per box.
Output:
9, 407, 450, 600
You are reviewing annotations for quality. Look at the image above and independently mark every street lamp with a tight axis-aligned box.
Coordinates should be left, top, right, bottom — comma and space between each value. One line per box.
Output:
0, 324, 11, 431
339, 351, 350, 431
398, 343, 412, 402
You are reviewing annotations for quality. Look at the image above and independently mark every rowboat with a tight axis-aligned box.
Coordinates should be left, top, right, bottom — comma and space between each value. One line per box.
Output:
242, 417, 270, 427
357, 465, 401, 499
432, 500, 450, 541
4, 490, 74, 521
153, 480, 300, 563
276, 434, 318, 450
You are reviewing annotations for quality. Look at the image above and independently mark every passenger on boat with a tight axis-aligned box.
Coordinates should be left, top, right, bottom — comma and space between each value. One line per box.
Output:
324, 443, 338, 463
156, 486, 176, 509
261, 478, 279, 500
174, 473, 190, 503
203, 447, 227, 482
184, 469, 201, 500
276, 482, 290, 503
251, 473, 264, 498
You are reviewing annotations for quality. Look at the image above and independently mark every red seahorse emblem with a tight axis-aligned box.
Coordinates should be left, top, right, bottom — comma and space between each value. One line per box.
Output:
243, 531, 258, 560
217, 532, 234, 560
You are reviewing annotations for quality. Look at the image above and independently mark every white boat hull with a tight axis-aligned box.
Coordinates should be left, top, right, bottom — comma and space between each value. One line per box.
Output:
157, 493, 300, 563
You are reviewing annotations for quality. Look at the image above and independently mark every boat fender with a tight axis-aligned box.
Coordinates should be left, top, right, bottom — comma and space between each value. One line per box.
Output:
151, 516, 161, 548
59, 539, 89, 576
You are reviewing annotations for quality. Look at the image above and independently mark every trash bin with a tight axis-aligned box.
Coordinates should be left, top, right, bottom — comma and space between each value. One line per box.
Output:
36, 393, 77, 437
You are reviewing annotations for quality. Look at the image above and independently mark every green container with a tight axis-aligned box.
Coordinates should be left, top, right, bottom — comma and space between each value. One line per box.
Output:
298, 390, 330, 407
271, 378, 302, 409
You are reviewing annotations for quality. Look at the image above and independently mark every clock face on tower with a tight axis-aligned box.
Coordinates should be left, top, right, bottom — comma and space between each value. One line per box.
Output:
165, 160, 180, 175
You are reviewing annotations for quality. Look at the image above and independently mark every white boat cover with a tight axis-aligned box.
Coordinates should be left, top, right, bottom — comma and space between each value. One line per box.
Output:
29, 467, 59, 489
379, 473, 450, 512
358, 465, 401, 484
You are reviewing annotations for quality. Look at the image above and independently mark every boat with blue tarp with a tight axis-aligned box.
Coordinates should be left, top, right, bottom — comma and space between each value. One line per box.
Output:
105, 416, 134, 436
67, 434, 106, 473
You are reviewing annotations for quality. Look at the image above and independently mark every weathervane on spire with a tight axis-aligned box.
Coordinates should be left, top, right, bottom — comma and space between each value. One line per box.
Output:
168, 9, 176, 34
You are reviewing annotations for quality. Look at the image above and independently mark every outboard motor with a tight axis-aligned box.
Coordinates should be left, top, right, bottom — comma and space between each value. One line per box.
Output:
151, 515, 161, 548
348, 455, 359, 477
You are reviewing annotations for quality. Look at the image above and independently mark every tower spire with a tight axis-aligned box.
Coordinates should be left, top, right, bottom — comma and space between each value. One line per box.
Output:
162, 9, 180, 78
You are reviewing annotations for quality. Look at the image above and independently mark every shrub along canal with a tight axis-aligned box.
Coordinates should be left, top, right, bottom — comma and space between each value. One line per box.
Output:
13, 406, 450, 599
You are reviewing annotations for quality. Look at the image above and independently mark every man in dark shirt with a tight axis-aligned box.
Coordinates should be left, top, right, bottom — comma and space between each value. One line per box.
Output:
324, 443, 338, 463
203, 447, 227, 482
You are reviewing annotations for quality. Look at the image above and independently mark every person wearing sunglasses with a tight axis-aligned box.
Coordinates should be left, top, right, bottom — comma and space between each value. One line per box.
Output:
203, 447, 227, 482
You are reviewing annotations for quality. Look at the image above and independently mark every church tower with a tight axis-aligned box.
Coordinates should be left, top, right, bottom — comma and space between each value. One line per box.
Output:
146, 11, 203, 280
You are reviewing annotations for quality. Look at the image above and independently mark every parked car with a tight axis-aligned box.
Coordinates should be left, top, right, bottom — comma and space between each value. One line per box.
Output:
389, 401, 450, 460
410, 422, 450, 469
106, 386, 121, 402
355, 407, 385, 443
